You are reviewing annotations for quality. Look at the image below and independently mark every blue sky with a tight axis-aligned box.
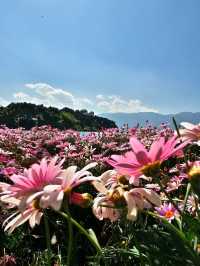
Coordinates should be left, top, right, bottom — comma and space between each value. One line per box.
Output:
0, 0, 199, 114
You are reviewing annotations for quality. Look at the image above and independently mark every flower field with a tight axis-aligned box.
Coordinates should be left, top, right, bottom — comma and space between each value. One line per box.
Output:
0, 122, 200, 265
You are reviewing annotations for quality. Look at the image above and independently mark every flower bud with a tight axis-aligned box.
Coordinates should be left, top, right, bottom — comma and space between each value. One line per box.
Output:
70, 192, 93, 208
188, 162, 200, 196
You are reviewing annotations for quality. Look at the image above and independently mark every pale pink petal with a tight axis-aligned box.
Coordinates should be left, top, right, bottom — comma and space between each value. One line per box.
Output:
35, 211, 43, 225
135, 188, 161, 206
81, 162, 97, 171
29, 210, 38, 228
92, 181, 108, 193
180, 122, 195, 130
61, 166, 77, 188
124, 191, 138, 221
4, 209, 32, 234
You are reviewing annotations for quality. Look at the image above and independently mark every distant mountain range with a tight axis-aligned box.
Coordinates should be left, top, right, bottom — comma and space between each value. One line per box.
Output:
101, 112, 200, 127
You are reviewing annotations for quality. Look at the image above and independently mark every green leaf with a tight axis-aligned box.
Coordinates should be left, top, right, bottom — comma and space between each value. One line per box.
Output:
88, 228, 101, 251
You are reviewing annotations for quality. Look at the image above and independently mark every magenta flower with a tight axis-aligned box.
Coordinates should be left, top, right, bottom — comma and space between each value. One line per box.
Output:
108, 136, 187, 184
155, 203, 178, 222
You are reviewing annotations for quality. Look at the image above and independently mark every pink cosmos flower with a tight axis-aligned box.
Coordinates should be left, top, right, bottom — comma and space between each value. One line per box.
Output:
108, 136, 187, 184
155, 203, 178, 222
9, 157, 63, 195
40, 162, 98, 211
179, 122, 200, 145
1, 157, 64, 211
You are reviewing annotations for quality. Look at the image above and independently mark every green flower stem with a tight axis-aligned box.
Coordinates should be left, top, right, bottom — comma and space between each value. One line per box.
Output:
44, 214, 51, 266
172, 117, 181, 138
182, 183, 191, 214
66, 204, 73, 266
147, 211, 200, 266
58, 211, 101, 253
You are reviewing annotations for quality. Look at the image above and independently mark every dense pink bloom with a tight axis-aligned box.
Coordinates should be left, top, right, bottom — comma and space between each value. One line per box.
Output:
179, 122, 200, 145
0, 154, 10, 163
166, 175, 186, 192
155, 203, 178, 222
108, 136, 187, 184
1, 167, 17, 176
0, 254, 16, 266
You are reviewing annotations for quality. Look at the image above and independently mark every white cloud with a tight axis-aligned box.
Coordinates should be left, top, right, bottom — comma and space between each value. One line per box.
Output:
25, 83, 75, 108
96, 95, 158, 113
96, 94, 105, 100
2, 83, 158, 114
13, 83, 93, 111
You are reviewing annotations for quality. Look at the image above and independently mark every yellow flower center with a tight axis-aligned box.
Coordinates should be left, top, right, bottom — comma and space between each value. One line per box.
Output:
64, 187, 72, 194
108, 187, 125, 204
117, 175, 129, 185
32, 199, 40, 209
165, 210, 174, 219
188, 166, 200, 179
140, 161, 161, 177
